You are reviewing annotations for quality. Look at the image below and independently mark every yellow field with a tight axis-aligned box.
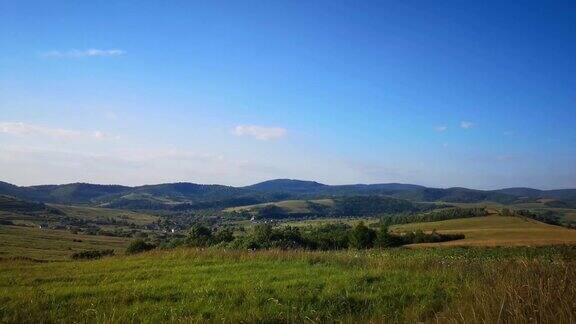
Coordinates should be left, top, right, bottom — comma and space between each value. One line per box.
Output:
565, 212, 576, 222
224, 198, 334, 213
392, 216, 576, 247
0, 225, 129, 260
282, 217, 379, 227
52, 204, 159, 225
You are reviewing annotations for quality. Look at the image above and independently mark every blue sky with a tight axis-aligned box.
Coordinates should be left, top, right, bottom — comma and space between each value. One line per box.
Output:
1, 0, 575, 189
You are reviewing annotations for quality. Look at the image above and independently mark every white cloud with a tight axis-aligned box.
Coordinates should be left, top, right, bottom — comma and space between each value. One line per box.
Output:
434, 125, 448, 132
233, 125, 287, 141
0, 121, 115, 141
42, 49, 126, 58
460, 121, 474, 129
0, 146, 256, 186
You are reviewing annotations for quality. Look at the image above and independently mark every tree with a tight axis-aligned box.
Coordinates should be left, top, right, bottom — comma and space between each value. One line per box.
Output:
187, 224, 213, 247
349, 222, 376, 249
257, 205, 287, 219
374, 224, 399, 248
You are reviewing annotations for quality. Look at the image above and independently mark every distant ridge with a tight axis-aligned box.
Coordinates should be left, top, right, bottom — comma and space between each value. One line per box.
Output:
244, 179, 328, 192
0, 179, 574, 207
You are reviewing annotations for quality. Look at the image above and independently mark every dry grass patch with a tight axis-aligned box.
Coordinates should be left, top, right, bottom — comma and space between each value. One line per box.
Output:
393, 216, 576, 247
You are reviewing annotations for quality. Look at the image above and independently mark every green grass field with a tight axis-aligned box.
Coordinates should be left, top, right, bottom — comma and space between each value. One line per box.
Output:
51, 204, 159, 226
0, 225, 129, 260
0, 247, 574, 323
393, 216, 576, 246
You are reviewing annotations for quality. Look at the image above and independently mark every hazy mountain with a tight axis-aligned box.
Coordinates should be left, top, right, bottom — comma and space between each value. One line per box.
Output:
493, 187, 544, 198
244, 179, 328, 193
494, 188, 576, 205
133, 182, 244, 199
394, 187, 519, 204
24, 183, 131, 204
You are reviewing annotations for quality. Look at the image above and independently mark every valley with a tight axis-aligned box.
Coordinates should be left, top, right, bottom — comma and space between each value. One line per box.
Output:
1, 179, 575, 323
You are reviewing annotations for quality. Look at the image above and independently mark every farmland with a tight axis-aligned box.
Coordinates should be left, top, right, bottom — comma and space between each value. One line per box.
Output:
392, 216, 576, 247
0, 225, 129, 260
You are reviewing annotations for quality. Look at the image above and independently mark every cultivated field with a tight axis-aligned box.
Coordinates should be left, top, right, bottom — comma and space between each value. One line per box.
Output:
224, 198, 334, 213
393, 216, 576, 246
0, 247, 574, 323
0, 225, 129, 260
51, 204, 159, 226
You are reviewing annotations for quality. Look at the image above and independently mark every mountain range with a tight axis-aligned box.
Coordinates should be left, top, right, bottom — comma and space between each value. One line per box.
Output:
1, 179, 575, 209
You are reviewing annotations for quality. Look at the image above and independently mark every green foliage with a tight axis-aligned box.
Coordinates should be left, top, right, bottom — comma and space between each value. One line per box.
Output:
507, 209, 562, 226
213, 228, 234, 243
256, 205, 288, 219
233, 224, 308, 249
374, 224, 402, 248
303, 223, 351, 250
71, 249, 114, 260
349, 222, 377, 249
165, 225, 236, 248
401, 229, 465, 244
166, 221, 465, 251
186, 225, 214, 247
125, 239, 155, 255
382, 207, 488, 225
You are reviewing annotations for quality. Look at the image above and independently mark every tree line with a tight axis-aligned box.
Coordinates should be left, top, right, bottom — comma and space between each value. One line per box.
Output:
380, 207, 489, 225
122, 222, 465, 254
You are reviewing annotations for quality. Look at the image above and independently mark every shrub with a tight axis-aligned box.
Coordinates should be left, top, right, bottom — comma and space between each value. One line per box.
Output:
401, 230, 465, 244
303, 223, 351, 250
126, 239, 156, 255
238, 224, 309, 249
349, 222, 376, 249
71, 249, 114, 260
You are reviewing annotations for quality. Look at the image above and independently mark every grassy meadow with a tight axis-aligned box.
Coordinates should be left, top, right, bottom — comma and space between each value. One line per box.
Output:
50, 205, 159, 226
1, 246, 575, 323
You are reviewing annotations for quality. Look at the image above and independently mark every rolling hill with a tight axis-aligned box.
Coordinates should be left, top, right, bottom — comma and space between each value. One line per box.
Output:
1, 179, 575, 210
0, 195, 62, 216
494, 187, 576, 206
